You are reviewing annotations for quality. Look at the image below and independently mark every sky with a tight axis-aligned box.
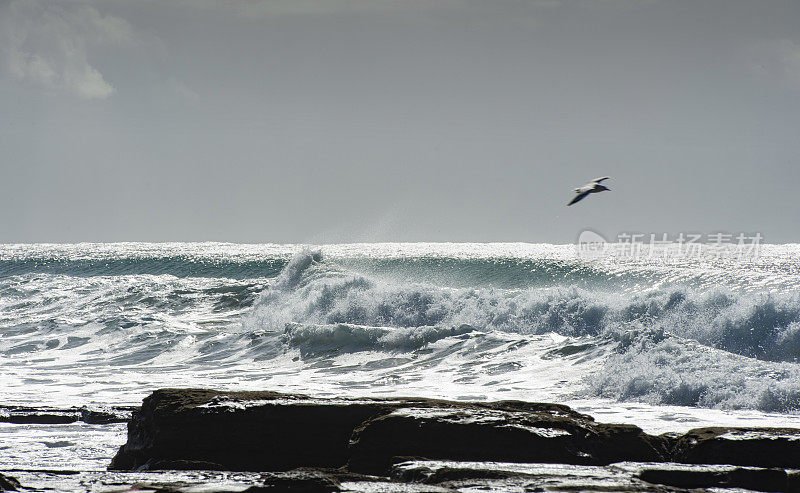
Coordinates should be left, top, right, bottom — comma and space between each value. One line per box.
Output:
1, 0, 799, 244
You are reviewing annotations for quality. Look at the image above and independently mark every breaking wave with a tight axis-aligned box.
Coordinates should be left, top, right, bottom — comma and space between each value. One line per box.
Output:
248, 251, 800, 362
243, 249, 800, 412
3, 243, 800, 414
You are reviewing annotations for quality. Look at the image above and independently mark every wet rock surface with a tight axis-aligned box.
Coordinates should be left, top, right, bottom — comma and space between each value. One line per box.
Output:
10, 388, 800, 491
638, 466, 788, 492
0, 473, 21, 492
392, 460, 653, 491
672, 427, 800, 469
109, 389, 667, 474
109, 389, 404, 471
348, 406, 667, 474
613, 462, 800, 492
0, 405, 133, 425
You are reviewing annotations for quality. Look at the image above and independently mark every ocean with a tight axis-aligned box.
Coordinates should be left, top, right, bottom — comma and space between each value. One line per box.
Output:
3, 242, 800, 476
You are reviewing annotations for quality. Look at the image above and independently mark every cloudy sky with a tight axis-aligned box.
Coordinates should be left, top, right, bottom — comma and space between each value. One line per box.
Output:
1, 0, 798, 243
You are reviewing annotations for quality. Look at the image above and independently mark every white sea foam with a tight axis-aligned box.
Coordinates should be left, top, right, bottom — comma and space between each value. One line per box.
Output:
2, 243, 800, 430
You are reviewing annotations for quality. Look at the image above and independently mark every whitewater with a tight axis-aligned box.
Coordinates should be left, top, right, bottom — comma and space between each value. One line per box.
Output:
3, 242, 800, 439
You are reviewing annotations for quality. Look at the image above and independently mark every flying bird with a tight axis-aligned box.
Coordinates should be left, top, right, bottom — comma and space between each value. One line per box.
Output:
567, 177, 611, 206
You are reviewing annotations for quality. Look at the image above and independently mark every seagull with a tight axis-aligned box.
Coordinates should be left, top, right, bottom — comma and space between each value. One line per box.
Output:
567, 177, 611, 206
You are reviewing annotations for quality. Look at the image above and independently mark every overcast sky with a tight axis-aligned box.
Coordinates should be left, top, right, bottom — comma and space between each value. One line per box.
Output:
1, 0, 798, 243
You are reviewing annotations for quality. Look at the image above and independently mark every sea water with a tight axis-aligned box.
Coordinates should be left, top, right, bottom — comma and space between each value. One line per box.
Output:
3, 242, 800, 473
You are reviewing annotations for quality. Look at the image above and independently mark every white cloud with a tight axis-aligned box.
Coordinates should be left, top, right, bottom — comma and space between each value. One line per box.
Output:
0, 0, 132, 99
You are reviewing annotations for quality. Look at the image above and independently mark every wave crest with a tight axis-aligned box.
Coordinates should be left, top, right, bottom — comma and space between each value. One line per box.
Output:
249, 255, 800, 364
240, 253, 800, 413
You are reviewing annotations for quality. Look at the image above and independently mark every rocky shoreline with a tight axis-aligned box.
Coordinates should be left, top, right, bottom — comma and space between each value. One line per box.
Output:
3, 389, 800, 491
0, 404, 133, 425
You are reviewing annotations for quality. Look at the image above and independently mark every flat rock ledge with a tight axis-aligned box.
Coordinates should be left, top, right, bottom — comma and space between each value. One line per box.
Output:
0, 404, 133, 424
106, 389, 800, 491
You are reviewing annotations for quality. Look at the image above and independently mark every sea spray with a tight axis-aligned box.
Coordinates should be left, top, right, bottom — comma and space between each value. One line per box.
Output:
3, 242, 800, 415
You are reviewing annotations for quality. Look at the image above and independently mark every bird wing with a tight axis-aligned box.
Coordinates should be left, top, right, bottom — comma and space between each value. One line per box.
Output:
567, 190, 591, 206
592, 176, 610, 183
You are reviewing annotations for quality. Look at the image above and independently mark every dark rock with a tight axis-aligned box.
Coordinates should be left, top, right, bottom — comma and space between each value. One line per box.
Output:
0, 473, 21, 492
248, 470, 340, 492
137, 459, 228, 471
393, 460, 677, 492
0, 404, 132, 424
638, 466, 788, 492
673, 427, 800, 469
109, 389, 403, 471
108, 387, 800, 479
80, 406, 134, 424
402, 465, 530, 484
110, 389, 665, 474
348, 406, 667, 474
0, 405, 80, 424
789, 471, 800, 491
